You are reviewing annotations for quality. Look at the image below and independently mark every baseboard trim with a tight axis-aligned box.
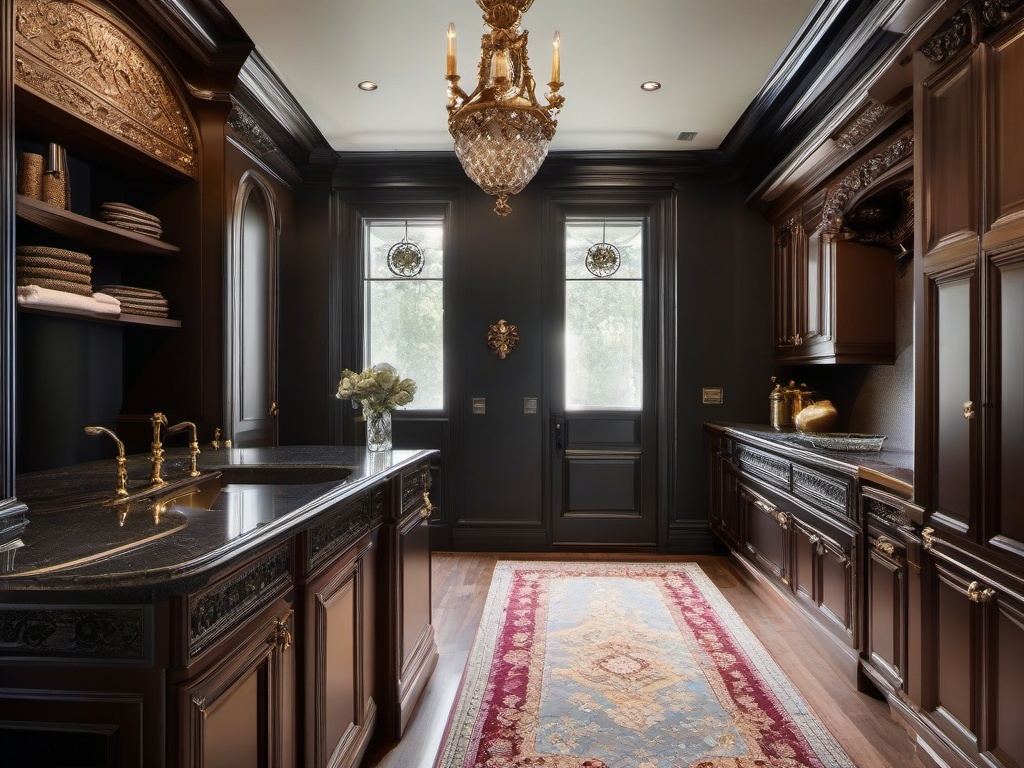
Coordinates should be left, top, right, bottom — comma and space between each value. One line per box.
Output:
451, 527, 550, 551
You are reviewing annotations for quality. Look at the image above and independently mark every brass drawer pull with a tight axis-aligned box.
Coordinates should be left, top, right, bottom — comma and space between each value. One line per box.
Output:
873, 537, 897, 557
420, 490, 436, 519
271, 611, 293, 650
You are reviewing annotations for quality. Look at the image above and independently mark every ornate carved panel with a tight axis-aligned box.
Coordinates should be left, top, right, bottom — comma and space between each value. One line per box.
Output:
735, 445, 790, 490
0, 604, 148, 661
865, 496, 914, 528
309, 497, 370, 571
793, 466, 851, 515
189, 544, 291, 656
14, 0, 197, 176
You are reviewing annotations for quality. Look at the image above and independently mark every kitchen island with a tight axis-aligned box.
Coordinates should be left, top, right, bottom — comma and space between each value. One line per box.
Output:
0, 446, 439, 768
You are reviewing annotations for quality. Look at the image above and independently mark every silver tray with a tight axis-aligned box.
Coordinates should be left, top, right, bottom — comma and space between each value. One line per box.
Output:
796, 432, 886, 451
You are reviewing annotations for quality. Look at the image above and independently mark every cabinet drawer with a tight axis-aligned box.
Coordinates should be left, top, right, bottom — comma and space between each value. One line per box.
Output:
792, 465, 852, 518
735, 444, 791, 491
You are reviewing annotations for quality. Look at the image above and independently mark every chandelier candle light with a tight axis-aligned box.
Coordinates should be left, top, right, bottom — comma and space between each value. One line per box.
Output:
446, 0, 565, 216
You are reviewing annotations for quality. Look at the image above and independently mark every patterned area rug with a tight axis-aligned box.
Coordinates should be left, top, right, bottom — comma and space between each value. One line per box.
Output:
435, 561, 856, 768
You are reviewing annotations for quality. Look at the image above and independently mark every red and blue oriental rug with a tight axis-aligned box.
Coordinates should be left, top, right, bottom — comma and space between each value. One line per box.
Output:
435, 561, 856, 768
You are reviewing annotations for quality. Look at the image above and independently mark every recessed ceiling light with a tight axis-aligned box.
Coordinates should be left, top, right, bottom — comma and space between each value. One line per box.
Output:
640, 81, 661, 91
358, 81, 378, 91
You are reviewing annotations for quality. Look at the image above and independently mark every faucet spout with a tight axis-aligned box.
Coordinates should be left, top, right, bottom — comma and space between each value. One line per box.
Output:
83, 425, 129, 498
167, 421, 201, 477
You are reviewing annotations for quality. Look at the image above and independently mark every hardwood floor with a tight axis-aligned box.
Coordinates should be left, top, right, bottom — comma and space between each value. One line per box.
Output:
362, 552, 922, 768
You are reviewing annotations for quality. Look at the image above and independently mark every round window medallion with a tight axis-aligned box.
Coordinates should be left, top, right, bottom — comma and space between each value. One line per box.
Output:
387, 241, 424, 277
585, 242, 621, 277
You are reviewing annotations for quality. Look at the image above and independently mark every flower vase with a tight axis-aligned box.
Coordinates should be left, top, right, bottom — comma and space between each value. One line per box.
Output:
365, 409, 393, 452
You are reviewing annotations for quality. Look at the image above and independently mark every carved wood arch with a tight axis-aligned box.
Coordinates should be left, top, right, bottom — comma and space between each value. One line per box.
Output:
820, 128, 914, 238
13, 0, 198, 177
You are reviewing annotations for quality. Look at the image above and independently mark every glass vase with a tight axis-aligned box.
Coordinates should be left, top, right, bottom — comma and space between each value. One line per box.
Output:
365, 409, 393, 452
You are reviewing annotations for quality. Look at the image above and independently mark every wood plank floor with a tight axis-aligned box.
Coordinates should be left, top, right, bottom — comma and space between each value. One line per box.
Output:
361, 552, 922, 768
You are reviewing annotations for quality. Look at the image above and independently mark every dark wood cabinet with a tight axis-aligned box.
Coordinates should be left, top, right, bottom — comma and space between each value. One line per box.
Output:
378, 461, 438, 739
175, 598, 296, 768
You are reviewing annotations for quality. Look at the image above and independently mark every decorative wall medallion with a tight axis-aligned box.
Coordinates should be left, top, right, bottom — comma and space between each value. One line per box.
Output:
14, 0, 197, 176
821, 130, 914, 234
387, 241, 425, 277
835, 101, 893, 151
585, 242, 621, 277
189, 545, 291, 656
486, 319, 520, 360
0, 605, 147, 661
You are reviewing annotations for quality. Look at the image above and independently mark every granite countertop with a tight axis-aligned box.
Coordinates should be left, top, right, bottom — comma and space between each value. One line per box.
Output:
707, 422, 914, 495
2, 446, 436, 591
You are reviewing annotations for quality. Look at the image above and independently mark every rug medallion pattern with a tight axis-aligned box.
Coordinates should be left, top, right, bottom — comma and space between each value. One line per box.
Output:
435, 562, 856, 768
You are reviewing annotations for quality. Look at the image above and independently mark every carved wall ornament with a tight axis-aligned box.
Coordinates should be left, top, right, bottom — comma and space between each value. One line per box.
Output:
919, 0, 1024, 63
486, 319, 520, 360
835, 102, 893, 151
227, 105, 280, 160
820, 131, 914, 235
14, 0, 197, 176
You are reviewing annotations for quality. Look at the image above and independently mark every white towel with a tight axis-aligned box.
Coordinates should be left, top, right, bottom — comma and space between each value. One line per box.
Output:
17, 285, 121, 316
92, 291, 120, 307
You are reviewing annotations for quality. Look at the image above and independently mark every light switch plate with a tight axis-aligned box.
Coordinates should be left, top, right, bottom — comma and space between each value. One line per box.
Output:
702, 387, 724, 405
523, 397, 538, 414
472, 397, 486, 414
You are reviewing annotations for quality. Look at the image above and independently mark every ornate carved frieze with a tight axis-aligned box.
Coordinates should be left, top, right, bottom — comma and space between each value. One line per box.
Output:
309, 498, 370, 570
736, 446, 790, 490
0, 605, 147, 661
835, 102, 893, 151
14, 0, 197, 176
848, 185, 915, 248
865, 497, 913, 528
821, 131, 914, 234
920, 0, 1024, 63
227, 104, 280, 160
793, 466, 850, 515
189, 545, 291, 656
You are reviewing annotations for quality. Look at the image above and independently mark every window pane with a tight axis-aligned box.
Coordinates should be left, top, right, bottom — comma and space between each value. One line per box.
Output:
564, 219, 644, 410
364, 219, 444, 411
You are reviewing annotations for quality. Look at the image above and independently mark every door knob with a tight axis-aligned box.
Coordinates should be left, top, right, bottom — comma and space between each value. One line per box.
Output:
963, 400, 974, 420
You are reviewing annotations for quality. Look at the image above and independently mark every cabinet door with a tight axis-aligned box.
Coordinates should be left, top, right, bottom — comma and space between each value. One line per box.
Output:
739, 485, 790, 586
920, 261, 978, 535
919, 47, 981, 256
178, 608, 295, 768
303, 541, 374, 768
792, 517, 857, 645
984, 21, 1024, 243
773, 220, 800, 352
984, 584, 1024, 767
866, 532, 907, 691
988, 250, 1024, 561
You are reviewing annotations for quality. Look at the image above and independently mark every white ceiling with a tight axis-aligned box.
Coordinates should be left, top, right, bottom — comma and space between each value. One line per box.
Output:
219, 0, 820, 154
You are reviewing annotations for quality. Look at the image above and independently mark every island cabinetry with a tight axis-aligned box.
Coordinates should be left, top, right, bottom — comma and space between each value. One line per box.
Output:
169, 541, 297, 768
705, 425, 863, 682
297, 491, 380, 768
378, 461, 438, 739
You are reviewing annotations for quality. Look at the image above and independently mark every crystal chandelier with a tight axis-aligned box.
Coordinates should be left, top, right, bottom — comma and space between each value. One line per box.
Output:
446, 1, 564, 216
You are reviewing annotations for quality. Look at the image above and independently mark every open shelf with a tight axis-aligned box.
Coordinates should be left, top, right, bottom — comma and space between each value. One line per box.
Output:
18, 304, 181, 328
15, 195, 180, 256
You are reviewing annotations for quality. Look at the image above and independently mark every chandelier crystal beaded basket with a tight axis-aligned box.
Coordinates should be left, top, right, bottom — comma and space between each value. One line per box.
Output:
446, 0, 565, 216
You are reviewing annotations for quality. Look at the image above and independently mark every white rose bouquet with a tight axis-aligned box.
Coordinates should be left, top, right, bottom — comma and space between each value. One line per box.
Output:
335, 362, 417, 414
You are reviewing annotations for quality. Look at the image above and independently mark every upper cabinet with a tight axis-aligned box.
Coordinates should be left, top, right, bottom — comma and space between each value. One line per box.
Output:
771, 128, 912, 364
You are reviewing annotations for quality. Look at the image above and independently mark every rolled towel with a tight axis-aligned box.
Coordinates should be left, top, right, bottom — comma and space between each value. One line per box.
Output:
17, 285, 120, 315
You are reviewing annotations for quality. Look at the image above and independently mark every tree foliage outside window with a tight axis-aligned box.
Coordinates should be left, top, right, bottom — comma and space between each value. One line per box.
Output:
364, 220, 444, 410
564, 220, 644, 410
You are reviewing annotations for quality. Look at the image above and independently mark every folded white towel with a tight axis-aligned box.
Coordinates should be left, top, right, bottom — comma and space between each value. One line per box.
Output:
92, 291, 120, 307
17, 285, 121, 316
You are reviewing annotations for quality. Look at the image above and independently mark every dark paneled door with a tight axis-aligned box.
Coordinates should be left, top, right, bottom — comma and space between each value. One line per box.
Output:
228, 173, 279, 447
547, 209, 658, 548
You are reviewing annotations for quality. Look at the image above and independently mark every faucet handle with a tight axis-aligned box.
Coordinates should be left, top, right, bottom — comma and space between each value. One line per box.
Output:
168, 421, 201, 476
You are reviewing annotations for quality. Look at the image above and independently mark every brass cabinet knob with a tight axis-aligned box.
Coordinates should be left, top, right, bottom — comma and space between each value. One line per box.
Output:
966, 581, 995, 604
270, 401, 279, 417
963, 400, 975, 419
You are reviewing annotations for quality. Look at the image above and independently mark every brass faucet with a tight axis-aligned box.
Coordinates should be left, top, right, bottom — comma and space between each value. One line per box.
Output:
149, 412, 169, 486
83, 425, 129, 498
167, 421, 201, 477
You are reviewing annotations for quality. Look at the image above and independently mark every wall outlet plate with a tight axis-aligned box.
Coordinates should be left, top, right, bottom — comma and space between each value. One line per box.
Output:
702, 387, 724, 405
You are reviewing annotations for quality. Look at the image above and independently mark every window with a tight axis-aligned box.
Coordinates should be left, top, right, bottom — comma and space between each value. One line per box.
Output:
363, 219, 444, 410
564, 219, 644, 410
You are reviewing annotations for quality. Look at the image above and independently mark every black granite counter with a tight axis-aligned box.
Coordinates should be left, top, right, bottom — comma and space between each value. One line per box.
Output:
3, 446, 436, 592
706, 422, 914, 495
